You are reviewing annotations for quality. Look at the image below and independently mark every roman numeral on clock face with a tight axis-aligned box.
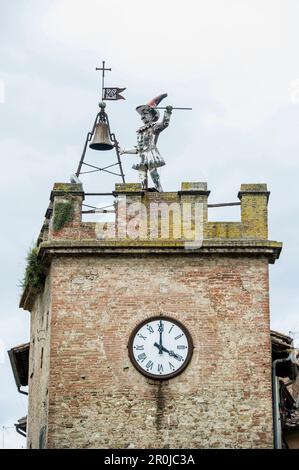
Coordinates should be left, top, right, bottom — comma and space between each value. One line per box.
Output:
174, 333, 184, 340
146, 360, 154, 370
137, 333, 147, 340
137, 353, 147, 362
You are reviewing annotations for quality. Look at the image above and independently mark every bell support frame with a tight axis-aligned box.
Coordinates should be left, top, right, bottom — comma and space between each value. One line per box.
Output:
75, 102, 125, 182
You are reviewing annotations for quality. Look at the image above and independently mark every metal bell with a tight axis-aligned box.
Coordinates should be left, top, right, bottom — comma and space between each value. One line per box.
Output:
89, 122, 114, 151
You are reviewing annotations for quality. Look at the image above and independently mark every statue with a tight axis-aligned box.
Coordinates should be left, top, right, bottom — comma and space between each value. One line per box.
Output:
120, 93, 172, 191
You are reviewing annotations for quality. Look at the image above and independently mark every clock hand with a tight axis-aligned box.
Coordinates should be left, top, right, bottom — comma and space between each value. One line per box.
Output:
168, 350, 181, 360
154, 342, 181, 361
154, 341, 165, 354
157, 319, 164, 354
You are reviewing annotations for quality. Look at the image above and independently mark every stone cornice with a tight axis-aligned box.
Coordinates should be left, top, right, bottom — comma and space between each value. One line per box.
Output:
38, 238, 281, 261
19, 239, 282, 311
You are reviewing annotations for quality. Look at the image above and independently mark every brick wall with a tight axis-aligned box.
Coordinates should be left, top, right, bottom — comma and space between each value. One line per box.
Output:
45, 254, 273, 448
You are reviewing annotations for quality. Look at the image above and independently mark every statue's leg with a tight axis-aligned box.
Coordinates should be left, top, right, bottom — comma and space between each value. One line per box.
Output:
149, 168, 163, 192
138, 169, 147, 189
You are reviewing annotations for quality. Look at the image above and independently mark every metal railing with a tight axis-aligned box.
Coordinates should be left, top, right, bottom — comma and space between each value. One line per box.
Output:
81, 193, 241, 214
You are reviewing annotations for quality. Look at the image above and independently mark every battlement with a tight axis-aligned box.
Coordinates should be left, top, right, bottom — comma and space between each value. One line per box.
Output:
38, 181, 276, 245
18, 180, 282, 311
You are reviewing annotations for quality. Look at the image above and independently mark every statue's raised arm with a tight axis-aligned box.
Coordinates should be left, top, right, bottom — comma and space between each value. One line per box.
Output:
153, 105, 173, 144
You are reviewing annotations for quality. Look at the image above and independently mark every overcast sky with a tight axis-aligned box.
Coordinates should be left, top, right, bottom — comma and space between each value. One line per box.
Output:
1, 0, 299, 448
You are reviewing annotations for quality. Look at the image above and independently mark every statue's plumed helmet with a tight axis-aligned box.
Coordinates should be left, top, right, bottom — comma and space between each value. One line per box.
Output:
136, 93, 168, 122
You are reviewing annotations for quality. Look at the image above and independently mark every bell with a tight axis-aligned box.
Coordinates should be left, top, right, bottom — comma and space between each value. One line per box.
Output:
89, 122, 114, 151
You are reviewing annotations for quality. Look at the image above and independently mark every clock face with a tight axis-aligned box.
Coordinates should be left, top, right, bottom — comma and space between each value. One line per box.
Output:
128, 316, 193, 380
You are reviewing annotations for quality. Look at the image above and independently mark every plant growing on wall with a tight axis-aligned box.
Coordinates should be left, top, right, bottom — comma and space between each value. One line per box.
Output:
53, 200, 74, 231
21, 245, 45, 291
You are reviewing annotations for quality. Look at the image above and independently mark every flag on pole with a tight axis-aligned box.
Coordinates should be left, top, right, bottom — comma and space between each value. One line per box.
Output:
103, 87, 126, 100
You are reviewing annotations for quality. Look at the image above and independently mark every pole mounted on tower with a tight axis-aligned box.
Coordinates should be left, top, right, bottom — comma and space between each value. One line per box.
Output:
96, 60, 111, 101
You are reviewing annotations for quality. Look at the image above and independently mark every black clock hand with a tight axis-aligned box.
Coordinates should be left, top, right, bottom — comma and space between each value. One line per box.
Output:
154, 342, 181, 360
158, 320, 164, 354
168, 350, 181, 360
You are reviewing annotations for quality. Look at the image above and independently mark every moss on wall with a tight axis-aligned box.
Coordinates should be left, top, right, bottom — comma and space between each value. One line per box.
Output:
53, 200, 74, 232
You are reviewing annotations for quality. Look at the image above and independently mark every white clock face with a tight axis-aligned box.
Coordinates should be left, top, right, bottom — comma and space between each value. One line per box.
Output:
128, 317, 193, 379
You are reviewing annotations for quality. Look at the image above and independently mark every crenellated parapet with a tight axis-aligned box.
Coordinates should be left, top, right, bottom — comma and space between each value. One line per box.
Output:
21, 181, 282, 311
38, 181, 279, 245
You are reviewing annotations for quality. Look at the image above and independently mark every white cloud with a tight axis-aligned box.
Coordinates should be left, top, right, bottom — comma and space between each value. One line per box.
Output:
41, 0, 299, 129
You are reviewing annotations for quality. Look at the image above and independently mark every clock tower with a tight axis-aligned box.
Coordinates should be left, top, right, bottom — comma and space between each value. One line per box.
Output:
20, 180, 281, 448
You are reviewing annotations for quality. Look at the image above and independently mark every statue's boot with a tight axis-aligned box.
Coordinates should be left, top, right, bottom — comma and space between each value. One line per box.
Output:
149, 168, 163, 192
138, 169, 147, 188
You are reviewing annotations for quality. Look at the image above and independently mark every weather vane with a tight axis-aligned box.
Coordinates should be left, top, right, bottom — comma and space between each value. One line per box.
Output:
72, 60, 191, 193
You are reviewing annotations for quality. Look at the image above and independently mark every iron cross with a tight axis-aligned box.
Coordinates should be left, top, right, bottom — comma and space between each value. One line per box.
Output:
96, 60, 112, 100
